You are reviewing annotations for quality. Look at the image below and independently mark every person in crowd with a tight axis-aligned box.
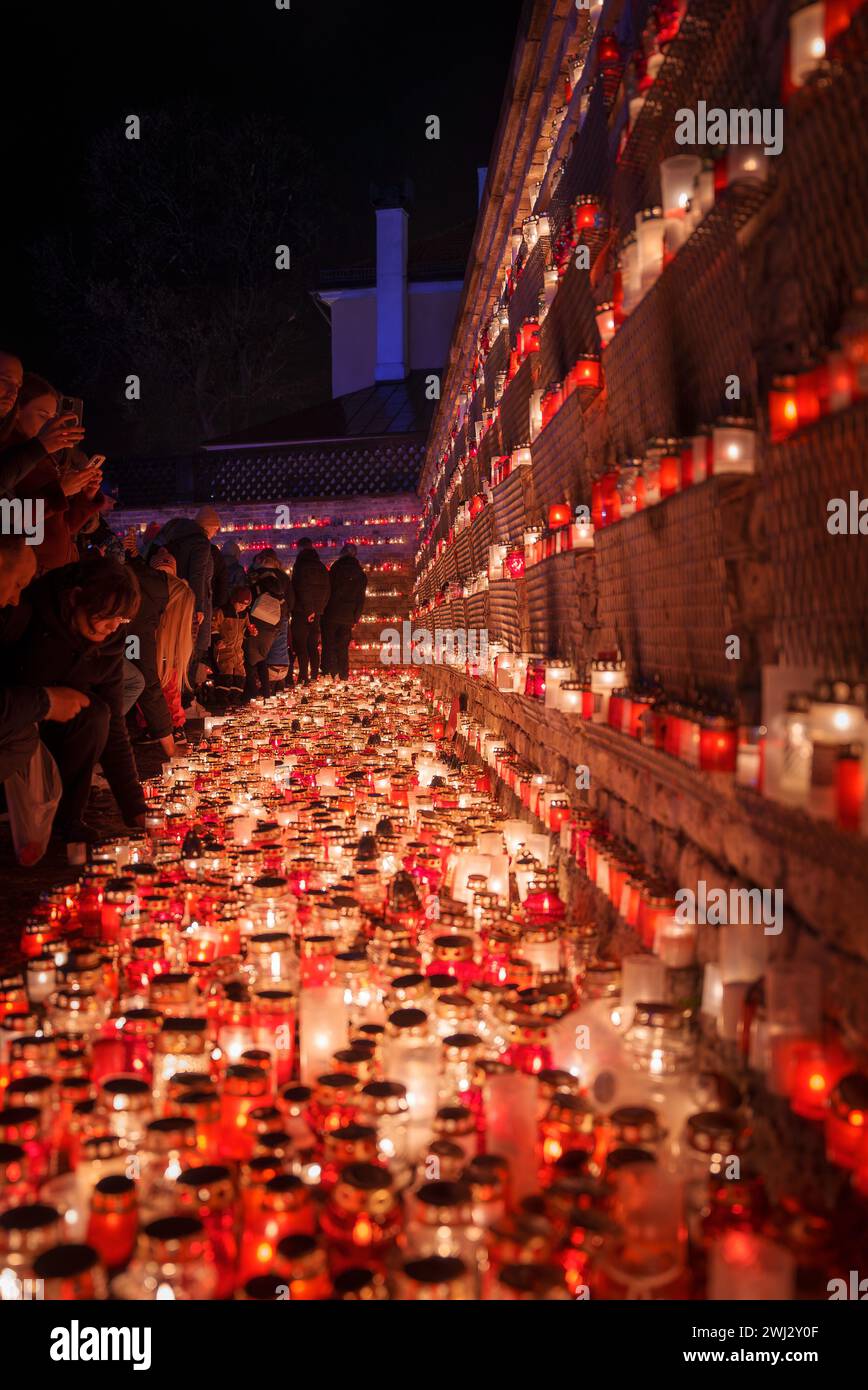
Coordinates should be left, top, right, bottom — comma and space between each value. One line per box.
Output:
77, 485, 124, 563
155, 571, 197, 741
124, 542, 173, 760
244, 549, 292, 701
0, 555, 146, 843
0, 351, 86, 496
221, 539, 247, 592
291, 536, 330, 684
152, 506, 220, 677
322, 543, 367, 682
0, 536, 74, 781
9, 374, 107, 572
211, 540, 229, 613
212, 584, 252, 693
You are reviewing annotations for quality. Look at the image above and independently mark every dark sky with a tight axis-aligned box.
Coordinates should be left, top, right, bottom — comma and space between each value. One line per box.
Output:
2, 0, 524, 373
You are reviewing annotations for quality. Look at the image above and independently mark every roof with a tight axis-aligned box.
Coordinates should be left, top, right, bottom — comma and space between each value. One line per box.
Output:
204, 371, 438, 449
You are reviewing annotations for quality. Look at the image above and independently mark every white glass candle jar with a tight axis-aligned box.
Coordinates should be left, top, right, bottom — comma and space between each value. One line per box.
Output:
544, 660, 573, 709
711, 420, 756, 474
789, 2, 826, 87
636, 208, 665, 292
660, 154, 701, 217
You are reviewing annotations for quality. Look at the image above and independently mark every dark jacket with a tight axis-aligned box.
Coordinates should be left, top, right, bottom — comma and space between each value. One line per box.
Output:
246, 565, 292, 664
0, 596, 51, 742
0, 406, 53, 497
211, 544, 230, 611
0, 565, 147, 820
126, 557, 170, 682
152, 518, 214, 626
11, 448, 105, 574
291, 547, 330, 616
221, 541, 247, 593
325, 554, 368, 625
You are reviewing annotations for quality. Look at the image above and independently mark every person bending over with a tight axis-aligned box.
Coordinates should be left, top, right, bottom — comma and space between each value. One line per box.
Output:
0, 555, 147, 843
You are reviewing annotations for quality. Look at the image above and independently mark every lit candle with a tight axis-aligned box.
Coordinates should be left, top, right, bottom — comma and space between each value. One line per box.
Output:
299, 987, 347, 1084
708, 1232, 795, 1301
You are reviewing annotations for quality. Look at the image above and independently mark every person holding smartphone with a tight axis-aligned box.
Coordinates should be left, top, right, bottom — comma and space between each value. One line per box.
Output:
8, 375, 107, 571
0, 362, 85, 496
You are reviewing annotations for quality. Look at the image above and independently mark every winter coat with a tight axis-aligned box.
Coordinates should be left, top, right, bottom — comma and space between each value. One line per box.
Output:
11, 449, 105, 574
211, 544, 230, 611
213, 606, 248, 676
0, 563, 146, 821
221, 541, 247, 593
324, 554, 368, 625
152, 518, 214, 632
0, 406, 52, 497
126, 557, 169, 679
245, 566, 291, 664
291, 547, 330, 616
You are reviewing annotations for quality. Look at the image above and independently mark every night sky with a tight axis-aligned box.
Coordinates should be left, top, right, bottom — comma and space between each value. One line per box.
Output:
2, 0, 524, 441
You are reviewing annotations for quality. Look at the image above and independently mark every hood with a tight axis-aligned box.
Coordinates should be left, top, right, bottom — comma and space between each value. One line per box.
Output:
156, 517, 206, 545
295, 547, 325, 569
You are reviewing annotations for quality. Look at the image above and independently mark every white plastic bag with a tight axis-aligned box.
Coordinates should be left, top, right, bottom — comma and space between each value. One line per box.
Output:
5, 738, 62, 866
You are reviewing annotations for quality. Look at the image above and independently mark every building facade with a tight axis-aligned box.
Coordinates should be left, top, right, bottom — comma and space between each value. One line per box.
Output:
414, 0, 868, 1169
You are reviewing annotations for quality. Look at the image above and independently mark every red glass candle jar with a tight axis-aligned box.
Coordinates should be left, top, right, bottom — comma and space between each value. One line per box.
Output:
506, 1016, 552, 1076
274, 1233, 333, 1299
319, 1162, 403, 1275
220, 1064, 272, 1161
659, 445, 681, 498
836, 746, 865, 831
607, 690, 627, 733
523, 884, 566, 923
299, 935, 337, 988
825, 1073, 868, 1170
626, 694, 652, 739
174, 1164, 237, 1296
548, 502, 572, 530
251, 990, 296, 1087
306, 1073, 360, 1140
86, 1174, 138, 1270
789, 1041, 850, 1120
427, 936, 480, 988
239, 1173, 316, 1281
637, 886, 678, 952
0, 1140, 33, 1213
699, 717, 738, 773
539, 1093, 595, 1168
769, 375, 799, 442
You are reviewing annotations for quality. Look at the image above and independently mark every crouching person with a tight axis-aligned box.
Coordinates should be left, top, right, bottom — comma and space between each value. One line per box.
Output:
0, 536, 93, 861
0, 555, 147, 844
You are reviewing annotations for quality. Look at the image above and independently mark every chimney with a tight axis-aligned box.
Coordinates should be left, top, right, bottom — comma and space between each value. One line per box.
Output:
374, 200, 409, 382
477, 166, 488, 208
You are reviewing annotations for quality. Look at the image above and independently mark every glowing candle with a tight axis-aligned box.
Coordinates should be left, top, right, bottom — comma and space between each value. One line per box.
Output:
299, 987, 347, 1085
708, 1231, 795, 1301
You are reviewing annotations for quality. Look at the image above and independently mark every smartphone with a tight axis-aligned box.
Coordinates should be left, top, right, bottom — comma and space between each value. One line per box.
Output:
60, 395, 84, 428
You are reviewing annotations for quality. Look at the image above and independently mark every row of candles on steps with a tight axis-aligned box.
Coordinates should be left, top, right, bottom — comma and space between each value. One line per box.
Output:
419, 0, 864, 519
446, 703, 868, 1208
0, 676, 854, 1300
488, 651, 868, 834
